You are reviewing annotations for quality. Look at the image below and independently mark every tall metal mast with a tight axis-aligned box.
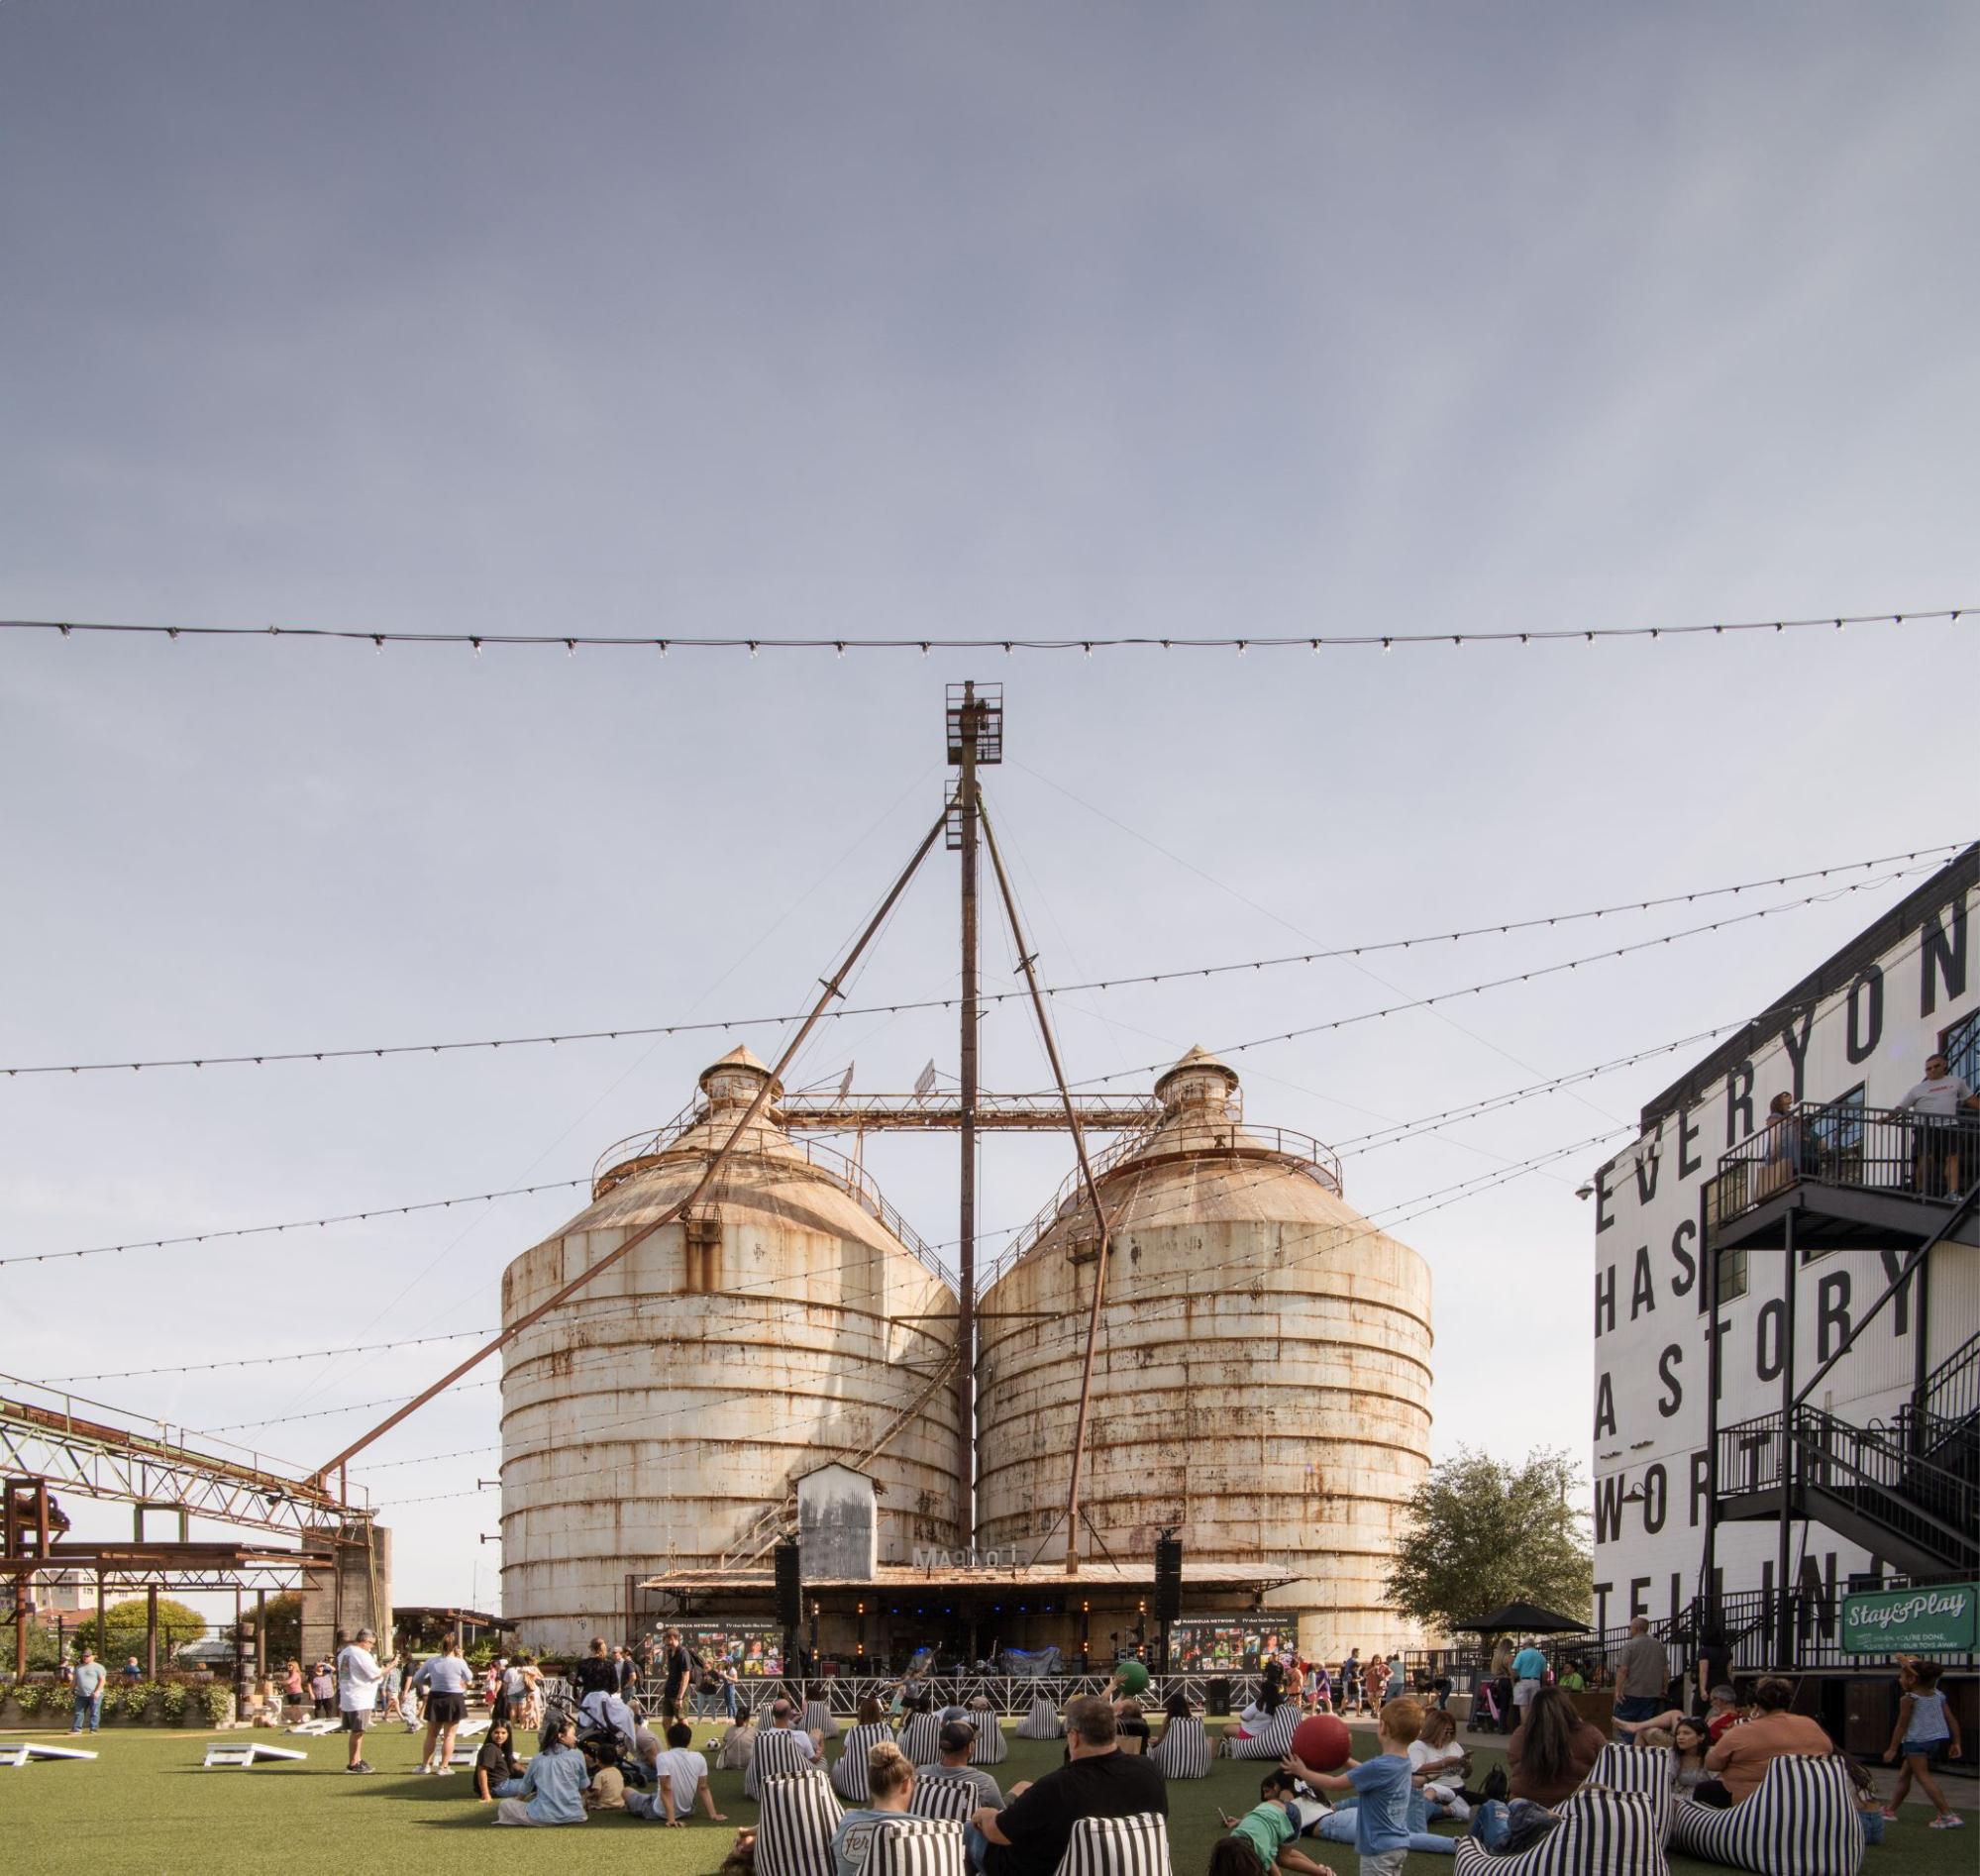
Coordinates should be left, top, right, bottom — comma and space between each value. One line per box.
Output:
946, 682, 1001, 1543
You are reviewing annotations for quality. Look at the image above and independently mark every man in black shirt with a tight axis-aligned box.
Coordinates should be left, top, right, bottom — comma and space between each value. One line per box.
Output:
661, 1627, 693, 1720
969, 1696, 1165, 1876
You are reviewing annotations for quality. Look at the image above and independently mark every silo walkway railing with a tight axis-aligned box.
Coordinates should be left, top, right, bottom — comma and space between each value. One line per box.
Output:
980, 1121, 1345, 1289
589, 1106, 957, 1293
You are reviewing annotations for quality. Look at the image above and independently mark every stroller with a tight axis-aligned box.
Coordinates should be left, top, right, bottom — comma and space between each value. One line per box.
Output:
544, 1687, 651, 1791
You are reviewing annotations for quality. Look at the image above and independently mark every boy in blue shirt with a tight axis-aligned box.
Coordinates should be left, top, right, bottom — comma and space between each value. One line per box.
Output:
1283, 1696, 1422, 1876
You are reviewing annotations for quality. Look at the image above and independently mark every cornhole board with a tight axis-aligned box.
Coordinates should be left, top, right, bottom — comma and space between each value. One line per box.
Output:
287, 1718, 342, 1735
203, 1741, 309, 1768
455, 1718, 489, 1739
1, 1741, 101, 1767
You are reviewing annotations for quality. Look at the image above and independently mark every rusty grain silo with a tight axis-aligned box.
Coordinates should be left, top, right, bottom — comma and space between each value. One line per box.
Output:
498, 1047, 963, 1651
976, 1048, 1432, 1660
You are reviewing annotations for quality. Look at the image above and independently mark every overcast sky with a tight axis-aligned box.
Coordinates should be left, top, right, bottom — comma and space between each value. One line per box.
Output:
4, 4, 1976, 1615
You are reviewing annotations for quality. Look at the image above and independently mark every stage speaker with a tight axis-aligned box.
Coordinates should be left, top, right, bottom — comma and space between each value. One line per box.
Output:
775, 1539, 802, 1632
1154, 1535, 1183, 1622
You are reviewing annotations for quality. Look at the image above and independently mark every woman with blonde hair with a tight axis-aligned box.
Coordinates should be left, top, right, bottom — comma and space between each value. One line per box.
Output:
831, 1740, 916, 1876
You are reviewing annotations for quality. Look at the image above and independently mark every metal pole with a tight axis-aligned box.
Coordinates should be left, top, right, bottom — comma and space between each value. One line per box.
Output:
957, 681, 981, 1543
1702, 1194, 1721, 1630
146, 1584, 158, 1681
977, 799, 1113, 1577
309, 805, 952, 1485
1774, 1211, 1797, 1665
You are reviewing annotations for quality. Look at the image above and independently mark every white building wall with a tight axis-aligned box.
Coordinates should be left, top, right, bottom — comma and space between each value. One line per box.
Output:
1588, 867, 1976, 1632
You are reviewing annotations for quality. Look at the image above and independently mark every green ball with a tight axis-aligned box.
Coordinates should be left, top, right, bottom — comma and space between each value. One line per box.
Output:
1116, 1660, 1150, 1695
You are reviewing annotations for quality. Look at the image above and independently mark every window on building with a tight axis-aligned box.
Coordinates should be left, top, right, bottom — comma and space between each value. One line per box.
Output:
1718, 1245, 1748, 1303
1943, 1007, 1979, 1089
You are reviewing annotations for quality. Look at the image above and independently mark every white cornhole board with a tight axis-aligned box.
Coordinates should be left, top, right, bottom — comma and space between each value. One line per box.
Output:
204, 1741, 309, 1768
455, 1717, 488, 1739
286, 1718, 342, 1735
1, 1741, 101, 1767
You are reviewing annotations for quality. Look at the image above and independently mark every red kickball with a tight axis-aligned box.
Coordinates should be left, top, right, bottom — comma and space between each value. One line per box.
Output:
1291, 1714, 1351, 1771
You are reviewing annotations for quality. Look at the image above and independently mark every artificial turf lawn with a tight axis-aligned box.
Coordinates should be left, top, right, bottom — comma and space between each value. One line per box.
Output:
1, 1718, 1966, 1876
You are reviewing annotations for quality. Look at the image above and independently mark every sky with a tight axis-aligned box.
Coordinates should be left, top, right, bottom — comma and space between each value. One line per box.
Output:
3, 4, 1976, 1617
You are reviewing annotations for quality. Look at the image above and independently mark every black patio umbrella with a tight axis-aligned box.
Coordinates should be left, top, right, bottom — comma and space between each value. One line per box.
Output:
1449, 1600, 1590, 1635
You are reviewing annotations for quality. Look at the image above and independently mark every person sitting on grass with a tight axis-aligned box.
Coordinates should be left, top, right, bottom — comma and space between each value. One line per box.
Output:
474, 1719, 525, 1803
1215, 1768, 1333, 1876
1281, 1694, 1423, 1876
1882, 1656, 1964, 1830
495, 1715, 590, 1825
1407, 1708, 1471, 1821
832, 1741, 917, 1876
1506, 1686, 1606, 1807
626, 1720, 729, 1826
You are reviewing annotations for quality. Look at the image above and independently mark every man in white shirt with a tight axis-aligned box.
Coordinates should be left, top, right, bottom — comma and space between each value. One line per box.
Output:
1896, 1052, 1978, 1199
627, 1720, 729, 1824
336, 1626, 385, 1774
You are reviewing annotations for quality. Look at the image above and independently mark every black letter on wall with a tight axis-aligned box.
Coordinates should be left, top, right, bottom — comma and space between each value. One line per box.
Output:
1680, 1100, 1704, 1179
1757, 1299, 1785, 1382
1657, 1343, 1684, 1417
1689, 1449, 1711, 1527
1818, 1272, 1852, 1362
1595, 1266, 1615, 1337
1595, 1372, 1617, 1439
1642, 1462, 1668, 1535
1779, 1005, 1814, 1100
1922, 897, 1968, 1016
1846, 967, 1884, 1065
1725, 1060, 1755, 1147
1631, 1247, 1657, 1320
1670, 1218, 1697, 1298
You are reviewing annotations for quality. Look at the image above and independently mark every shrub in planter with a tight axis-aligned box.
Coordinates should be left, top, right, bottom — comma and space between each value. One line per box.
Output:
159, 1682, 190, 1722
193, 1683, 233, 1727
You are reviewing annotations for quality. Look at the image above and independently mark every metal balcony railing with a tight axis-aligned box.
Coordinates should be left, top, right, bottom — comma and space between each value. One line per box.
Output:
1718, 1405, 1978, 1570
1705, 1102, 1977, 1236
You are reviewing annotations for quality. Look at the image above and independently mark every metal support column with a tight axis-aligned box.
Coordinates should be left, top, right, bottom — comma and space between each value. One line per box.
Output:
1702, 1192, 1721, 1626
1774, 1213, 1798, 1664
956, 681, 981, 1543
145, 1584, 158, 1680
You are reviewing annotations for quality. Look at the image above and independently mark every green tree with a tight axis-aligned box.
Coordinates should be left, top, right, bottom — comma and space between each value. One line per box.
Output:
1386, 1446, 1593, 1636
97, 1597, 209, 1659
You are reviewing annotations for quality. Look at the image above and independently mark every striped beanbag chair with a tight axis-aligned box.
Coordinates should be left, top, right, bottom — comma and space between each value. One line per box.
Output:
1452, 1787, 1668, 1876
1668, 1756, 1863, 1876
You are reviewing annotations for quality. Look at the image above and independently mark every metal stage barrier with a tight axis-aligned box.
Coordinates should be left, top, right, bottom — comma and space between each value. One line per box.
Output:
687, 1672, 1274, 1719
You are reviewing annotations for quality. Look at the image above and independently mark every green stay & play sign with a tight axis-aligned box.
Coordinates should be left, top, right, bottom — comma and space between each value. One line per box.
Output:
1840, 1583, 1977, 1654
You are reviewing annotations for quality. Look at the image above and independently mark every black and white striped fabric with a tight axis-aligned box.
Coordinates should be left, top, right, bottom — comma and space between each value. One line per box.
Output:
1589, 1742, 1675, 1842
896, 1713, 943, 1765
969, 1717, 1008, 1765
864, 1817, 970, 1876
1016, 1697, 1063, 1739
1149, 1716, 1210, 1779
747, 1723, 820, 1801
831, 1721, 894, 1803
1052, 1812, 1171, 1876
909, 1775, 981, 1823
1667, 1755, 1863, 1876
757, 1769, 844, 1876
1223, 1705, 1300, 1760
1452, 1787, 1668, 1876
801, 1699, 841, 1741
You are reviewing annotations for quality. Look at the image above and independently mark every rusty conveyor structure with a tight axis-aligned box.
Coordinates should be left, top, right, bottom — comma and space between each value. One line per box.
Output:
0, 1387, 352, 1539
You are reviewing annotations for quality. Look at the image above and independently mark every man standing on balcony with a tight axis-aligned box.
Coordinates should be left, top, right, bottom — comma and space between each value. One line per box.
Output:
1613, 1618, 1670, 1733
1896, 1052, 1978, 1200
